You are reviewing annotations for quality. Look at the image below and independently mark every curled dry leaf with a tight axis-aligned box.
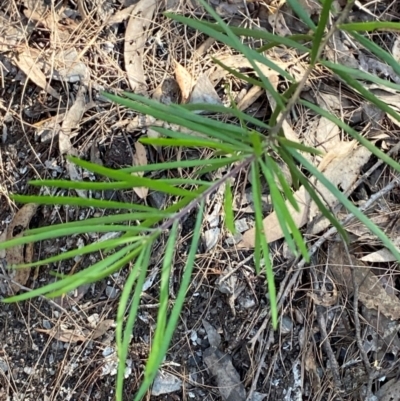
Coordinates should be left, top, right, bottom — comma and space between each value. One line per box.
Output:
174, 60, 193, 103
4, 204, 38, 294
132, 142, 148, 199
124, 0, 156, 93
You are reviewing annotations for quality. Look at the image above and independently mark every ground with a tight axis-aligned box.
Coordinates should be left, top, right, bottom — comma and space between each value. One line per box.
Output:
1, 1, 400, 401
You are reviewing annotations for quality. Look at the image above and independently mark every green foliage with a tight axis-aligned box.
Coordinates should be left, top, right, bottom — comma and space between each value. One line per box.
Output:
1, 0, 400, 400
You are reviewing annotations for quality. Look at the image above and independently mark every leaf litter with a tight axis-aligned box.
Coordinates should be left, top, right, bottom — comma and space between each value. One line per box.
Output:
2, 0, 400, 400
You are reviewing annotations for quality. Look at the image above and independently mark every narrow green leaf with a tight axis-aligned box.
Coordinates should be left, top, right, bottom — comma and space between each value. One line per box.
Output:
286, 0, 317, 31
0, 224, 150, 252
321, 60, 400, 91
4, 243, 139, 302
134, 203, 204, 401
140, 138, 240, 153
266, 155, 299, 212
311, 0, 334, 63
339, 21, 400, 32
118, 156, 243, 173
188, 20, 311, 51
224, 181, 235, 234
116, 244, 151, 401
251, 162, 277, 329
257, 34, 313, 52
11, 194, 164, 211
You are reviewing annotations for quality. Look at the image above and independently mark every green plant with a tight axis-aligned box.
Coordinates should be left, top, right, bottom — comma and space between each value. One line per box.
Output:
1, 0, 400, 399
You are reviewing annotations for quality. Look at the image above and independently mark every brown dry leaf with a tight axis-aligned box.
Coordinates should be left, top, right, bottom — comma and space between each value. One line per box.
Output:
203, 347, 246, 401
124, 0, 156, 93
4, 204, 38, 294
239, 141, 370, 247
308, 142, 372, 234
174, 61, 193, 103
91, 319, 114, 339
189, 72, 223, 110
314, 117, 340, 152
328, 241, 400, 320
59, 86, 86, 155
36, 326, 87, 343
240, 186, 310, 247
132, 142, 148, 199
360, 248, 399, 263
305, 346, 321, 393
392, 36, 400, 63
14, 49, 60, 99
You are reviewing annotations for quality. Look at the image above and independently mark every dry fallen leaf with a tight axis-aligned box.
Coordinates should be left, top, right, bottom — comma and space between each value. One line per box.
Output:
392, 36, 400, 63
3, 204, 38, 294
240, 141, 370, 247
189, 72, 223, 111
240, 186, 310, 247
36, 326, 87, 343
132, 142, 148, 199
91, 319, 114, 339
328, 241, 400, 320
204, 346, 246, 401
308, 142, 372, 233
360, 248, 399, 263
14, 49, 60, 99
174, 60, 193, 103
124, 0, 156, 93
59, 86, 86, 155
